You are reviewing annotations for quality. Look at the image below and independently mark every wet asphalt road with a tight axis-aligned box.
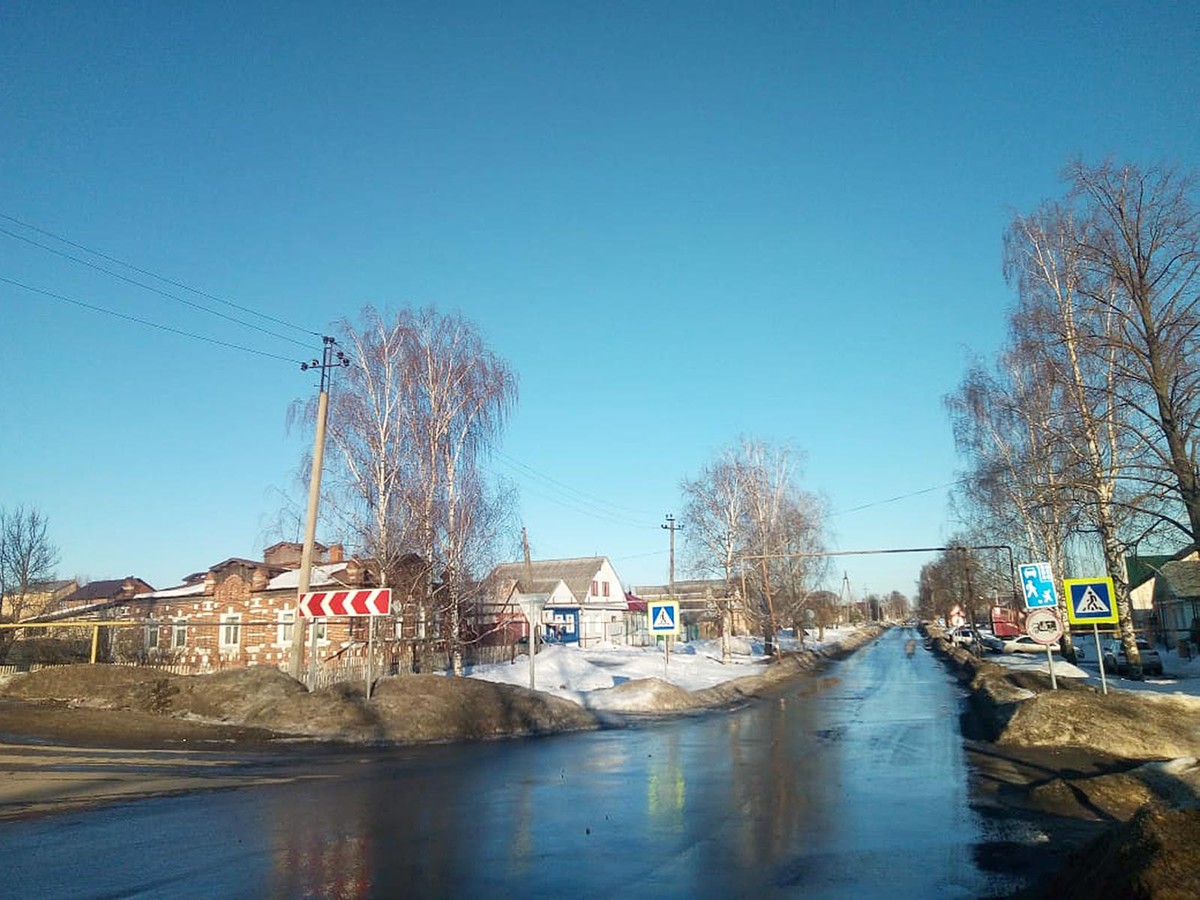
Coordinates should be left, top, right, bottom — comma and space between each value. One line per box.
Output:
1, 630, 1020, 898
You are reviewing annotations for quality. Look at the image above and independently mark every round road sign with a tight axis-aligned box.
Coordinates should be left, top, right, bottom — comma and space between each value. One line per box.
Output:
1025, 608, 1064, 645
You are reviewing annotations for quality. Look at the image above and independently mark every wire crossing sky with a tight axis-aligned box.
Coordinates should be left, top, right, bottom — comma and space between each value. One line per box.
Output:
2, 3, 1197, 594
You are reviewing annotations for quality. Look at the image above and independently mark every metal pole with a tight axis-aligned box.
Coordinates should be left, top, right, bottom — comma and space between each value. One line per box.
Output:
528, 596, 536, 691
366, 615, 375, 700
1046, 644, 1058, 689
90, 625, 100, 664
1094, 623, 1108, 695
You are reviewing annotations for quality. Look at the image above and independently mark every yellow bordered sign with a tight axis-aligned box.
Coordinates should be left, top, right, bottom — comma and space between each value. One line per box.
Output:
1062, 577, 1119, 626
647, 599, 681, 635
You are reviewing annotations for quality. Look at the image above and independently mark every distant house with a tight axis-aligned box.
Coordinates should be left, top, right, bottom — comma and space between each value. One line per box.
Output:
1, 578, 78, 620
633, 578, 745, 639
54, 577, 156, 616
481, 557, 632, 647
1152, 559, 1200, 649
1126, 545, 1198, 640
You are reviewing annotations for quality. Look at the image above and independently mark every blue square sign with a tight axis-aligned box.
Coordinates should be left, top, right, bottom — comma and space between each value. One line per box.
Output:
1019, 562, 1059, 609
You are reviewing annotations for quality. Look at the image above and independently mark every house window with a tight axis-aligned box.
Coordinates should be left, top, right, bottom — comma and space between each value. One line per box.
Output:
592, 580, 599, 596
312, 617, 328, 644
277, 610, 294, 647
145, 623, 159, 650
172, 621, 187, 649
220, 615, 241, 648
603, 581, 610, 597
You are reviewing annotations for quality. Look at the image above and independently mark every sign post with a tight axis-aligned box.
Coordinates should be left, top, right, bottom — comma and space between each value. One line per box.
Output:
1025, 607, 1064, 689
299, 588, 391, 695
647, 599, 681, 679
1064, 577, 1119, 696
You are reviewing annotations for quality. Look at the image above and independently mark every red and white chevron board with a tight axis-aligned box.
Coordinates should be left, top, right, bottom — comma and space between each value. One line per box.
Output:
298, 588, 391, 617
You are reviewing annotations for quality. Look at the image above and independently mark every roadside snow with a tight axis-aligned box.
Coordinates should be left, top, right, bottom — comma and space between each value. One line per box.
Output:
459, 627, 860, 706
990, 643, 1200, 704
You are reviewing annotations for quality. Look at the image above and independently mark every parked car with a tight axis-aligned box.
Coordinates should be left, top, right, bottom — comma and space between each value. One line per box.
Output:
979, 633, 1005, 652
1101, 638, 1163, 676
1001, 634, 1060, 654
949, 626, 977, 647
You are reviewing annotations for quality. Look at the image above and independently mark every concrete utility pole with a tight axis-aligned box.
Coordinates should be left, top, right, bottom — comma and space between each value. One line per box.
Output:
289, 336, 349, 681
522, 526, 538, 690
662, 514, 682, 662
662, 514, 682, 600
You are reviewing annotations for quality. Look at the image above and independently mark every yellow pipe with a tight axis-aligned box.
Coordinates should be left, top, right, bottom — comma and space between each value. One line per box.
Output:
90, 625, 100, 664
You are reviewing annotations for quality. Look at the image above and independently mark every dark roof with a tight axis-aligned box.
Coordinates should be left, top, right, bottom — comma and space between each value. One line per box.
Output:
1156, 560, 1200, 599
490, 557, 609, 604
59, 578, 153, 604
1126, 545, 1197, 588
633, 578, 734, 600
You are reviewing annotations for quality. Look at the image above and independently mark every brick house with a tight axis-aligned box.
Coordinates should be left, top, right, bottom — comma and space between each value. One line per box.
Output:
132, 542, 397, 672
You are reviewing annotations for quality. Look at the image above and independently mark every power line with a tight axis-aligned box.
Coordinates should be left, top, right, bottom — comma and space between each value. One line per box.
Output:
0, 216, 320, 347
492, 449, 656, 518
830, 480, 964, 517
483, 463, 658, 529
2, 275, 306, 365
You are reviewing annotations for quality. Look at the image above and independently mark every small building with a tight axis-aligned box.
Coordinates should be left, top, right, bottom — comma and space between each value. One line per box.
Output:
633, 578, 746, 640
481, 557, 631, 648
1152, 559, 1200, 649
1126, 545, 1198, 642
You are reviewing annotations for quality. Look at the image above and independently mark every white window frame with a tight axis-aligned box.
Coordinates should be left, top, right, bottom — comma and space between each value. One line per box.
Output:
172, 620, 187, 649
312, 617, 328, 644
144, 622, 160, 650
220, 614, 241, 649
277, 610, 295, 647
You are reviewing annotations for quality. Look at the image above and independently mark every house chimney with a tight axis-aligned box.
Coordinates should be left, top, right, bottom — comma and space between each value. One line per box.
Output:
329, 542, 345, 564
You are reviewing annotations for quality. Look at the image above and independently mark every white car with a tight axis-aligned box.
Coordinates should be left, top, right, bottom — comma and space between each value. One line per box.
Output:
1001, 634, 1060, 653
949, 626, 977, 646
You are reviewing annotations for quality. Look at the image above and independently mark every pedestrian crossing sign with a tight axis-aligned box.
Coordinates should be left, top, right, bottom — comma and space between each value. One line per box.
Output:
648, 599, 681, 635
1062, 577, 1119, 625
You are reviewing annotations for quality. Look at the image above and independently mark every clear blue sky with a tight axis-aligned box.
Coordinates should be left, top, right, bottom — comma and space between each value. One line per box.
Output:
3, 2, 1197, 598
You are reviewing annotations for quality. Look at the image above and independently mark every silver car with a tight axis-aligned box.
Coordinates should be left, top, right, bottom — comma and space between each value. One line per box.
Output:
1101, 638, 1163, 676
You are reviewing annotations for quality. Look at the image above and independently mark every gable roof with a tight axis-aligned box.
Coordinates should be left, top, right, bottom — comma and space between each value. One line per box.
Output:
59, 577, 154, 604
1126, 545, 1197, 589
489, 557, 610, 603
1157, 560, 1200, 599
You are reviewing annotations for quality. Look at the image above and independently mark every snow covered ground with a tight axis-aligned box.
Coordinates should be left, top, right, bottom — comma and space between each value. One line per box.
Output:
460, 626, 862, 707
991, 642, 1200, 702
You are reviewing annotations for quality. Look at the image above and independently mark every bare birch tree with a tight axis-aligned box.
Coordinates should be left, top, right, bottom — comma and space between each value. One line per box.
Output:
680, 448, 750, 661
1005, 201, 1145, 670
0, 505, 60, 621
1068, 160, 1200, 545
290, 306, 517, 675
405, 308, 517, 675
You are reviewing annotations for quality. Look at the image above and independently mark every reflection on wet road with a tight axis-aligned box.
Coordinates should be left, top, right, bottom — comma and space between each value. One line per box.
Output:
1, 630, 1016, 898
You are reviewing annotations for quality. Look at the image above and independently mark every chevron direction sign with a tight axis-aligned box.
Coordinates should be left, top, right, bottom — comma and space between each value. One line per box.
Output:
299, 588, 391, 617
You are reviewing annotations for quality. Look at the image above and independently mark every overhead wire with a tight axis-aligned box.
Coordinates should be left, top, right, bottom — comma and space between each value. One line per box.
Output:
2, 275, 306, 365
829, 480, 965, 517
491, 448, 657, 519
0, 224, 317, 351
482, 462, 658, 529
0, 211, 320, 339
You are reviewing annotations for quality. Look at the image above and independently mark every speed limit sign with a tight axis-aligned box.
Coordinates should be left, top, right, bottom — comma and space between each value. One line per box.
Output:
1025, 608, 1064, 645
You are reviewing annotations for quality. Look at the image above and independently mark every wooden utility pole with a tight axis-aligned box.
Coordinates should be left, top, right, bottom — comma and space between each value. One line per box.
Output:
289, 336, 349, 681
